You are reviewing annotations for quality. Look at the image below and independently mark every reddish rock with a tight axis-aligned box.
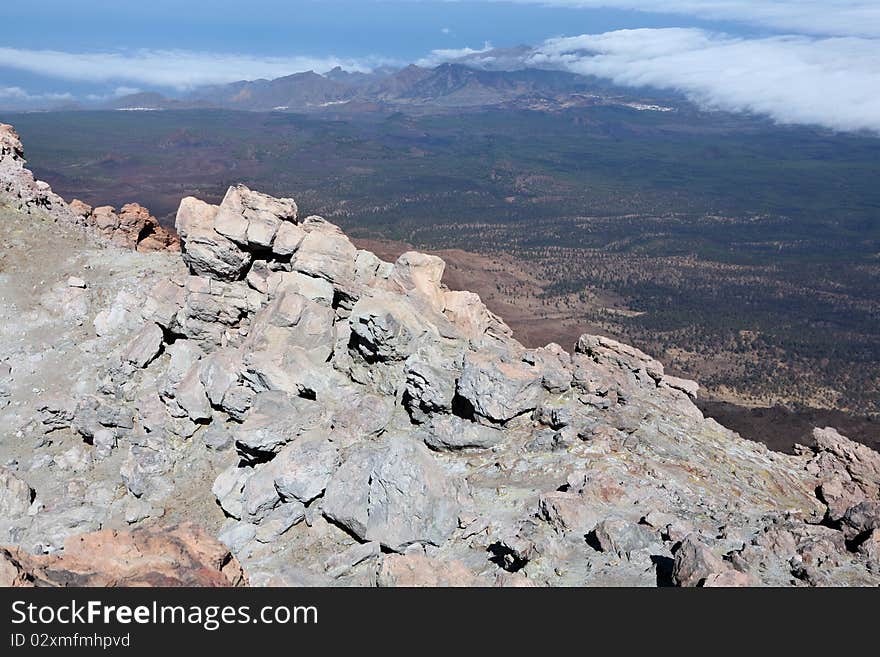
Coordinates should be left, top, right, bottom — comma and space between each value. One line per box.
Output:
0, 524, 246, 587
72, 201, 179, 252
69, 198, 93, 220
376, 553, 491, 587
807, 427, 880, 521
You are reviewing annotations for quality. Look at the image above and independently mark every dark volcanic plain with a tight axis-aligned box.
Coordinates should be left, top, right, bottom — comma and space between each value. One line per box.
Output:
4, 104, 879, 448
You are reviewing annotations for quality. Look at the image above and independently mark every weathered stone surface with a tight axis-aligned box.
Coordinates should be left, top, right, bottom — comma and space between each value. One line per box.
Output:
176, 196, 252, 281
0, 468, 34, 518
325, 541, 381, 578
291, 220, 357, 286
323, 436, 459, 551
538, 492, 601, 535
233, 391, 322, 456
0, 123, 77, 224
592, 517, 659, 557
376, 554, 490, 587
840, 501, 880, 542
273, 434, 340, 504
418, 415, 504, 451
386, 251, 446, 311
456, 348, 544, 423
348, 290, 436, 363
672, 535, 727, 587
404, 346, 462, 416
120, 322, 164, 368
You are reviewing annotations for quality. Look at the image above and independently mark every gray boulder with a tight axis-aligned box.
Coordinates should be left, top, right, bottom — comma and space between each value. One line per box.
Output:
0, 468, 34, 517
175, 196, 251, 281
322, 435, 459, 551
273, 433, 340, 504
418, 415, 504, 451
456, 348, 544, 423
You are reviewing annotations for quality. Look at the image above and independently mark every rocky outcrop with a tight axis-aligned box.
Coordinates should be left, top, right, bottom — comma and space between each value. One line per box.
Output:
0, 123, 77, 223
69, 200, 179, 252
0, 524, 246, 587
1, 123, 177, 252
1, 139, 878, 586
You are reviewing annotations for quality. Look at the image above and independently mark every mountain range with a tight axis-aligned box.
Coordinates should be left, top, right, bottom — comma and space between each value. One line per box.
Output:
103, 63, 671, 114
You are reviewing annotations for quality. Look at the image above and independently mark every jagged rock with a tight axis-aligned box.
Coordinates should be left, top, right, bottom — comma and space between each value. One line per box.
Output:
348, 290, 437, 363
323, 435, 459, 551
69, 200, 178, 252
254, 503, 305, 543
417, 415, 504, 451
0, 468, 34, 518
538, 492, 600, 535
266, 270, 334, 304
672, 535, 728, 587
199, 350, 241, 405
325, 541, 381, 578
233, 391, 323, 457
175, 365, 212, 421
456, 348, 544, 423
0, 123, 77, 224
121, 322, 165, 368
840, 501, 880, 543
591, 517, 659, 557
69, 198, 92, 219
291, 219, 358, 286
385, 251, 446, 311
0, 524, 245, 586
442, 289, 512, 343
272, 221, 306, 256
404, 346, 463, 416
176, 196, 252, 281
36, 397, 76, 431
142, 278, 186, 329
213, 184, 297, 249
858, 530, 880, 568
213, 465, 248, 519
202, 422, 233, 451
218, 520, 257, 554
808, 427, 880, 519
662, 374, 700, 398
272, 434, 340, 504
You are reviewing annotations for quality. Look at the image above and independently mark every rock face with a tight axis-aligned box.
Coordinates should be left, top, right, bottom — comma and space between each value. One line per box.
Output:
0, 123, 77, 223
1, 122, 177, 252
70, 200, 179, 252
0, 524, 246, 587
1, 123, 878, 587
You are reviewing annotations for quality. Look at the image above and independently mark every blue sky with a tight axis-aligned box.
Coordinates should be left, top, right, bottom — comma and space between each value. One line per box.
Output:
1, 1, 878, 132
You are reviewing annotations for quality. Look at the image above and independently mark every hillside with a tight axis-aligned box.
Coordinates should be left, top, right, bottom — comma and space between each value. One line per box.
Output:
1, 123, 879, 587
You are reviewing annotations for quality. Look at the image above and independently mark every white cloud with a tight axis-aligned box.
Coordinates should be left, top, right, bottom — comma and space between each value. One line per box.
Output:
527, 28, 880, 132
416, 42, 493, 67
482, 1, 880, 38
0, 86, 74, 102
441, 27, 452, 35
0, 48, 395, 91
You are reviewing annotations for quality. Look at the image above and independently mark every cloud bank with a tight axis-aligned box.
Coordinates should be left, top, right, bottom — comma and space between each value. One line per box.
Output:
523, 28, 880, 133
0, 86, 74, 103
491, 1, 880, 38
0, 48, 393, 91
416, 42, 493, 67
